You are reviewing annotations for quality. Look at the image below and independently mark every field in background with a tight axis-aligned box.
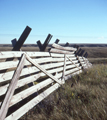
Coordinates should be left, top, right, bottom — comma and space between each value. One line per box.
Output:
1, 45, 107, 64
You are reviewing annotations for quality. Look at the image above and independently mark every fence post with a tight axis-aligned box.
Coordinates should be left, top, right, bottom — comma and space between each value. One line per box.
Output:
37, 40, 42, 51
37, 34, 53, 51
64, 42, 69, 47
79, 50, 85, 56
84, 52, 88, 58
74, 45, 79, 50
55, 39, 60, 44
12, 26, 32, 51
42, 34, 53, 51
75, 48, 82, 56
11, 38, 17, 47
85, 53, 88, 58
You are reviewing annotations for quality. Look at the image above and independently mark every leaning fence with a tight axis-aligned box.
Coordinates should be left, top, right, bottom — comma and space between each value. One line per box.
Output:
0, 26, 92, 120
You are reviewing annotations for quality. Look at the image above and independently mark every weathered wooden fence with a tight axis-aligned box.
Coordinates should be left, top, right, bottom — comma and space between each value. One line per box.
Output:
0, 26, 92, 120
0, 43, 92, 120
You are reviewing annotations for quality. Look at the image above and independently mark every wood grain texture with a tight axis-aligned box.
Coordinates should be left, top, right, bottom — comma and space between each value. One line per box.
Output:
50, 48, 74, 54
0, 54, 25, 120
66, 56, 81, 71
62, 54, 66, 84
0, 63, 80, 97
0, 51, 50, 59
26, 54, 62, 85
52, 43, 77, 51
5, 83, 60, 120
0, 60, 79, 83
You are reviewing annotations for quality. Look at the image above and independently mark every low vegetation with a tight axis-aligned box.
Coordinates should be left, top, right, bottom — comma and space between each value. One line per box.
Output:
20, 64, 107, 120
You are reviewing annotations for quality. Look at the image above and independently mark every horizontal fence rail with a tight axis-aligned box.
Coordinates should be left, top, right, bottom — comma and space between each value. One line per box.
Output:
0, 43, 92, 120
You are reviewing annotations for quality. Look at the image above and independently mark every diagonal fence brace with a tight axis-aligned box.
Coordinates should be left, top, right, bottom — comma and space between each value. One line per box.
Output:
25, 54, 62, 85
66, 55, 81, 71
0, 53, 26, 120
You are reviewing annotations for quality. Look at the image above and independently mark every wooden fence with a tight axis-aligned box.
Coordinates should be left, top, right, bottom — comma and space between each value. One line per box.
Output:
0, 42, 92, 120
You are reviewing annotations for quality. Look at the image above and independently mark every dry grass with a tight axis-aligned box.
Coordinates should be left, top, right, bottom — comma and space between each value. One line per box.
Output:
88, 58, 107, 64
20, 64, 107, 120
82, 47, 107, 58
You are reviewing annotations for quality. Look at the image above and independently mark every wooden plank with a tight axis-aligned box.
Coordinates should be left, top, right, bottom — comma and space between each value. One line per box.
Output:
0, 51, 50, 59
77, 56, 83, 68
9, 77, 55, 107
0, 63, 80, 97
66, 56, 81, 71
41, 34, 52, 51
0, 60, 79, 83
11, 39, 17, 47
55, 39, 60, 44
37, 40, 42, 51
0, 69, 83, 108
64, 70, 82, 80
5, 67, 83, 120
75, 48, 82, 56
0, 56, 77, 71
64, 42, 69, 47
26, 54, 62, 85
65, 66, 82, 76
50, 48, 74, 54
62, 54, 66, 83
9, 72, 60, 107
5, 83, 60, 120
1, 67, 83, 120
12, 26, 32, 51
0, 54, 25, 120
0, 57, 66, 71
50, 53, 75, 58
52, 43, 77, 51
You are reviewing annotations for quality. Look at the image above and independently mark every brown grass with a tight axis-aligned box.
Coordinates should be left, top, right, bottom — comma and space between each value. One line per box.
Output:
19, 64, 107, 120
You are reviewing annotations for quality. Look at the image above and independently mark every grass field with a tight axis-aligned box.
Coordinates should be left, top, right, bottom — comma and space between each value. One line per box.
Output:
20, 64, 107, 120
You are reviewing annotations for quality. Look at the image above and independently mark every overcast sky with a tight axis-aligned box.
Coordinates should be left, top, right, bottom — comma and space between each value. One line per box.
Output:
0, 0, 107, 44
